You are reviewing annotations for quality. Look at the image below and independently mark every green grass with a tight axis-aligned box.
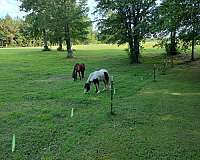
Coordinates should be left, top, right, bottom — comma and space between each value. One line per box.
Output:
0, 44, 200, 159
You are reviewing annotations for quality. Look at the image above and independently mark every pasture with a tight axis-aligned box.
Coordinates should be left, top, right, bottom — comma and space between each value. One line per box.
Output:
0, 44, 200, 159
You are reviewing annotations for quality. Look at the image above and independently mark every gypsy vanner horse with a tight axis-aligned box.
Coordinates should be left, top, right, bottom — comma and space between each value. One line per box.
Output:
72, 63, 85, 81
84, 69, 110, 94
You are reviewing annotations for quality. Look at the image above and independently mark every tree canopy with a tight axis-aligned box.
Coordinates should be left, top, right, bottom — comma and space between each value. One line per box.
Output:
19, 0, 91, 57
96, 0, 200, 63
96, 0, 157, 63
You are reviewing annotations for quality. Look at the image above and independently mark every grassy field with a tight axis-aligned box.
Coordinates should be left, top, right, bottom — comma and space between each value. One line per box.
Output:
0, 44, 200, 159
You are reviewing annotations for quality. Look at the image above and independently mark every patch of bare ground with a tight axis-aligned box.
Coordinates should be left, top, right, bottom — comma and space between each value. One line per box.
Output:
34, 75, 72, 82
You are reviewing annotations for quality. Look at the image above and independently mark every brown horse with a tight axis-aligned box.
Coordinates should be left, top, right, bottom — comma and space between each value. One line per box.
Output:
72, 63, 85, 81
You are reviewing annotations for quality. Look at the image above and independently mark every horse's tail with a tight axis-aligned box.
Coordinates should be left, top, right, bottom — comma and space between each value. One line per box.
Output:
82, 63, 85, 71
81, 63, 85, 78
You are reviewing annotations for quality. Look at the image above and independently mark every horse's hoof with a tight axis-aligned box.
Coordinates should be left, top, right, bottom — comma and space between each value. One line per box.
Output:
102, 89, 107, 92
96, 91, 100, 94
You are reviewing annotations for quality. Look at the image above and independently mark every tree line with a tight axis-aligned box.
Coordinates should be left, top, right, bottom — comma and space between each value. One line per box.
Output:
0, 0, 199, 63
19, 0, 97, 57
0, 15, 42, 47
96, 0, 200, 63
0, 14, 97, 48
0, 0, 97, 56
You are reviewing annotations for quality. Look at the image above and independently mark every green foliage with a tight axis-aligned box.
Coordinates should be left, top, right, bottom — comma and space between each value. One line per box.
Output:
0, 15, 42, 47
179, 0, 200, 39
95, 0, 157, 63
154, 0, 182, 55
19, 0, 91, 52
154, 0, 200, 58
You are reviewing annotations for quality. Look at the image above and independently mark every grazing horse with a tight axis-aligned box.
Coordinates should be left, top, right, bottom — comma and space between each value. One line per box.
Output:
84, 69, 110, 94
72, 63, 85, 81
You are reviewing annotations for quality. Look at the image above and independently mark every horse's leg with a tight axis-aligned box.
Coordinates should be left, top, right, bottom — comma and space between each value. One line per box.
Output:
103, 80, 106, 91
72, 71, 75, 81
93, 79, 100, 93
81, 71, 83, 79
107, 77, 111, 89
81, 71, 84, 79
104, 72, 110, 89
82, 64, 85, 78
78, 72, 81, 80
75, 72, 77, 81
96, 84, 100, 94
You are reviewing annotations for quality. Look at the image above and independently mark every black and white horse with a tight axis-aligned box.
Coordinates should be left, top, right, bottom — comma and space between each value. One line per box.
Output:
84, 69, 110, 94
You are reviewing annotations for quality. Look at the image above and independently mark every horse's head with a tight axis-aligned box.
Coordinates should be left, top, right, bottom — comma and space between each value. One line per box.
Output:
72, 70, 76, 80
75, 63, 80, 70
84, 82, 90, 93
72, 63, 79, 80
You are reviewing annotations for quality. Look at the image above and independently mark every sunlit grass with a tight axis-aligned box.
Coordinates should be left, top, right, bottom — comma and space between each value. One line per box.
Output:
0, 44, 200, 159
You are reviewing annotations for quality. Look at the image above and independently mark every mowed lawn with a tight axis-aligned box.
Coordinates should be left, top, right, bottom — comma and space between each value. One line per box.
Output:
0, 44, 200, 159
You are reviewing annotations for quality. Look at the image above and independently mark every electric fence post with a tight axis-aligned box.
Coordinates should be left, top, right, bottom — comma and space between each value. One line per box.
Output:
12, 134, 15, 152
110, 76, 114, 115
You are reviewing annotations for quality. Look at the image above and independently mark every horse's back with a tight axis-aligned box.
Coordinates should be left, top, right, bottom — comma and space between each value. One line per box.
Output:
80, 64, 85, 71
99, 69, 108, 73
72, 63, 85, 80
95, 69, 109, 81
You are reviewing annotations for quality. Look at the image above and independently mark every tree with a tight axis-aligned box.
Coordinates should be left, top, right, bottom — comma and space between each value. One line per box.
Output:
19, 18, 43, 47
179, 0, 200, 61
96, 0, 157, 63
155, 0, 200, 61
20, 0, 90, 56
0, 15, 26, 47
155, 0, 184, 56
52, 0, 90, 56
20, 0, 56, 51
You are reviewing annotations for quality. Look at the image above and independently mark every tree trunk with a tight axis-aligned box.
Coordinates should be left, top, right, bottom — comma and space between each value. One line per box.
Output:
43, 29, 49, 51
65, 22, 73, 58
169, 30, 176, 67
126, 7, 140, 64
132, 6, 140, 63
133, 36, 140, 63
127, 20, 135, 63
129, 41, 134, 63
64, 3, 73, 58
170, 55, 174, 68
170, 31, 176, 55
191, 30, 195, 61
59, 43, 62, 50
57, 38, 63, 51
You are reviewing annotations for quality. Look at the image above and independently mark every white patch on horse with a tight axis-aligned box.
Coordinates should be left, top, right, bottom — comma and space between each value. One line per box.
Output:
86, 69, 108, 82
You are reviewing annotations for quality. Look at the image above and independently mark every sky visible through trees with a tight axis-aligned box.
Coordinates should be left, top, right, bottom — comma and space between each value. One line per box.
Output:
0, 0, 97, 21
